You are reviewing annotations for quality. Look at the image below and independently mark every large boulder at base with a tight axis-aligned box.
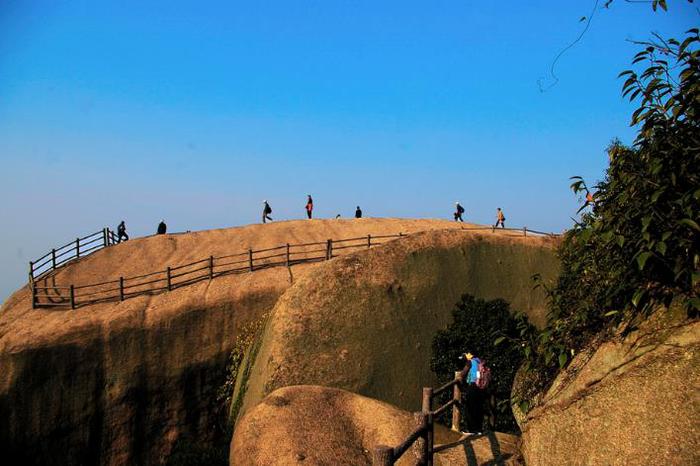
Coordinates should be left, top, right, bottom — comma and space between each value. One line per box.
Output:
231, 385, 521, 465
519, 307, 700, 466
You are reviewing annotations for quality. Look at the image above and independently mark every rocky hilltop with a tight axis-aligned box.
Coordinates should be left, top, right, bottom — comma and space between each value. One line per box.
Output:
0, 219, 558, 465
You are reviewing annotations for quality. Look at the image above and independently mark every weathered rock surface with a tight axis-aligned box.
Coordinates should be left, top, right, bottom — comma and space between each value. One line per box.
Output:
520, 308, 700, 466
231, 385, 522, 465
241, 230, 559, 416
1, 219, 538, 465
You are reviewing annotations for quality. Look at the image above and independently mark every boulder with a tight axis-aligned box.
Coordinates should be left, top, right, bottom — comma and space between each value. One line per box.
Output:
520, 308, 700, 465
231, 385, 521, 465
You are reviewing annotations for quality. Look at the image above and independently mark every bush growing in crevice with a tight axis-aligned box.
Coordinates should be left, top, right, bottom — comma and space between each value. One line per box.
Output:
431, 294, 533, 433
512, 26, 699, 413
218, 312, 270, 427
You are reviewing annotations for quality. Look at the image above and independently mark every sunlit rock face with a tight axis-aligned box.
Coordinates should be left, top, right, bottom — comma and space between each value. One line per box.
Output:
519, 307, 700, 466
231, 385, 522, 466
0, 219, 557, 464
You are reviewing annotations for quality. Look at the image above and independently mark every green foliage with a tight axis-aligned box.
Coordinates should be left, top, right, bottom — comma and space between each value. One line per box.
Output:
430, 294, 534, 433
515, 28, 700, 408
218, 312, 270, 427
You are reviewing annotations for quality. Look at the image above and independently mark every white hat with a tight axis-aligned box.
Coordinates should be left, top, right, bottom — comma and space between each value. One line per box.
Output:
455, 201, 460, 204
263, 200, 267, 203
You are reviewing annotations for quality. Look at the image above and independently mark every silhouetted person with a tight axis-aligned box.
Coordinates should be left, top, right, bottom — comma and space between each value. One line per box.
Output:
157, 220, 167, 235
459, 352, 486, 434
306, 195, 313, 219
355, 206, 362, 218
262, 200, 273, 223
454, 202, 465, 222
117, 220, 129, 243
494, 208, 505, 229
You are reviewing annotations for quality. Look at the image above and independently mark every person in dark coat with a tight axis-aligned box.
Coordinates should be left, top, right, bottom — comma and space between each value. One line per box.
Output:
262, 200, 273, 223
305, 195, 313, 219
355, 206, 362, 218
157, 220, 167, 235
117, 220, 129, 243
454, 202, 465, 222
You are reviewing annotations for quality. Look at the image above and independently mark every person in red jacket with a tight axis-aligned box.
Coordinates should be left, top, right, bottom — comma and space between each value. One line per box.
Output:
305, 195, 313, 219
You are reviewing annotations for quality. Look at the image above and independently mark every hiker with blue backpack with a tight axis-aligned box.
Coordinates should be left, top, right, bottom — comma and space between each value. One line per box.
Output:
458, 351, 491, 434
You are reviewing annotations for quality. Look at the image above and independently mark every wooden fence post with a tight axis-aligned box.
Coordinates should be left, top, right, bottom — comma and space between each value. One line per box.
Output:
422, 387, 434, 466
166, 267, 172, 291
103, 228, 108, 247
248, 249, 254, 272
76, 238, 80, 258
372, 446, 393, 466
70, 285, 76, 310
367, 234, 372, 248
523, 226, 528, 237
413, 412, 430, 466
209, 256, 214, 280
425, 412, 434, 466
29, 263, 36, 309
51, 249, 57, 270
119, 277, 125, 301
452, 371, 462, 432
422, 387, 432, 412
326, 239, 332, 260
286, 243, 290, 267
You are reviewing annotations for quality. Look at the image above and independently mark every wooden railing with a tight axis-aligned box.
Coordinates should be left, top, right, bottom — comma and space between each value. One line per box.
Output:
28, 228, 118, 283
372, 371, 470, 466
29, 233, 407, 309
28, 225, 559, 310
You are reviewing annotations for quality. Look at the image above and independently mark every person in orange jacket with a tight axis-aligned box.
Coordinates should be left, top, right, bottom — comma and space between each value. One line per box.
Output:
494, 208, 506, 229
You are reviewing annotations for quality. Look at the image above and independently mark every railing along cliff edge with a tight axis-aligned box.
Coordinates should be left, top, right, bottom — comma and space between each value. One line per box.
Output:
28, 225, 558, 310
372, 371, 470, 466
28, 232, 409, 309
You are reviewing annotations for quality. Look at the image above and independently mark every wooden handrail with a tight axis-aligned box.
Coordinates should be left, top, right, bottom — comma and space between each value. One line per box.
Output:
432, 377, 460, 397
28, 227, 116, 288
28, 224, 561, 310
28, 230, 410, 309
372, 372, 465, 465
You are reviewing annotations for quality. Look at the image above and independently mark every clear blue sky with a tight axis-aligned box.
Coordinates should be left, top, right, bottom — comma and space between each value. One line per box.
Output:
0, 1, 696, 301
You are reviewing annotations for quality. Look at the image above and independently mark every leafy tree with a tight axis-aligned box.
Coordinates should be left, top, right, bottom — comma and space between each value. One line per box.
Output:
510, 27, 700, 410
431, 295, 533, 433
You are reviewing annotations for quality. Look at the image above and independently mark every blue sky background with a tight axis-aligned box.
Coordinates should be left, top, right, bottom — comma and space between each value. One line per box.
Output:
0, 1, 697, 301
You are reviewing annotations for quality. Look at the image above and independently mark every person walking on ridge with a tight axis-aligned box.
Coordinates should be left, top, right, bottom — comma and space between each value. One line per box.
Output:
494, 208, 506, 229
305, 195, 313, 219
355, 206, 362, 218
262, 200, 273, 223
157, 220, 167, 235
459, 351, 486, 434
117, 220, 129, 243
454, 202, 465, 222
